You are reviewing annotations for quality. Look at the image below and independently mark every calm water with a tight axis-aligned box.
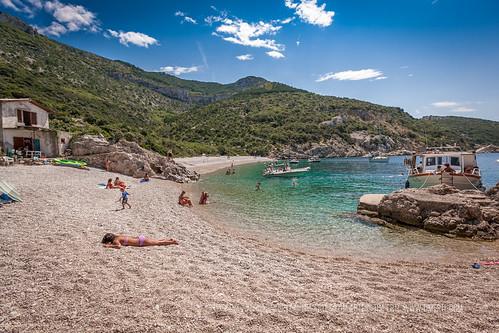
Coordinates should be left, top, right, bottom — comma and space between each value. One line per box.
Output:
192, 153, 499, 263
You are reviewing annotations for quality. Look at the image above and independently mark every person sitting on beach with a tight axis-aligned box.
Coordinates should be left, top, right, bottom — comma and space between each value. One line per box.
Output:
105, 178, 115, 189
178, 190, 193, 207
442, 163, 455, 174
118, 187, 131, 209
101, 233, 178, 249
199, 191, 209, 205
141, 173, 150, 182
114, 177, 126, 188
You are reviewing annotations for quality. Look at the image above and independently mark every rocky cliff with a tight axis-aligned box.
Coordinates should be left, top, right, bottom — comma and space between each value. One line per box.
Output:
70, 135, 199, 183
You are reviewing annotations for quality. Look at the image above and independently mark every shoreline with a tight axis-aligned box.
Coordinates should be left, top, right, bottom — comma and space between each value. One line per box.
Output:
1, 165, 498, 332
174, 155, 272, 175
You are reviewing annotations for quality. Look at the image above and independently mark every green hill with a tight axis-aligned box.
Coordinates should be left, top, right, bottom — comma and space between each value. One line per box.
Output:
1, 12, 498, 156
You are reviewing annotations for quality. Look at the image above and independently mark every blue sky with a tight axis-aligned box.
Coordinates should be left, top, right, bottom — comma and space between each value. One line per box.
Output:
1, 0, 499, 121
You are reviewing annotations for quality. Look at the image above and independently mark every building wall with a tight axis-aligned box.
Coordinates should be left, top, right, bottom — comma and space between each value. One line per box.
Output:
2, 128, 58, 157
1, 100, 50, 129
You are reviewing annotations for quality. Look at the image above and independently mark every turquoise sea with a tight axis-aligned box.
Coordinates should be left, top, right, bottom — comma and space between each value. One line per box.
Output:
192, 153, 499, 263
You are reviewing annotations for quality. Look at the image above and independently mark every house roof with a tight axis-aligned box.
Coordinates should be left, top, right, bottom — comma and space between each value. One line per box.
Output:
0, 98, 54, 113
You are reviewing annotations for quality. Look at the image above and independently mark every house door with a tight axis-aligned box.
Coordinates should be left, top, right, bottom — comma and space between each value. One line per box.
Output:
13, 137, 25, 150
34, 139, 41, 151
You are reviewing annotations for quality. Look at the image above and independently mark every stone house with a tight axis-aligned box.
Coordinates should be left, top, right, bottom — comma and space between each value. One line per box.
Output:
0, 98, 71, 157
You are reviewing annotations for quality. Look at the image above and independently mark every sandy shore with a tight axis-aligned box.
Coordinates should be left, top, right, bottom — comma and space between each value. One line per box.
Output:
1, 165, 498, 332
175, 156, 271, 175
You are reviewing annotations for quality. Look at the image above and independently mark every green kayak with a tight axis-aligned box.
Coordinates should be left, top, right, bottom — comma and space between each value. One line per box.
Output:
53, 159, 88, 169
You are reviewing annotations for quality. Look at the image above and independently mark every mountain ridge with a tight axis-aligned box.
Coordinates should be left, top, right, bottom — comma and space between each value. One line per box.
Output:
1, 12, 498, 156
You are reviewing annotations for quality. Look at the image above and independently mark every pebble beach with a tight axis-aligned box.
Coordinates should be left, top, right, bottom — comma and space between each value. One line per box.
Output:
1, 165, 498, 332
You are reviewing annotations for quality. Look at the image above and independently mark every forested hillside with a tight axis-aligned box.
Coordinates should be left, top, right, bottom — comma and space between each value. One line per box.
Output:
1, 12, 498, 156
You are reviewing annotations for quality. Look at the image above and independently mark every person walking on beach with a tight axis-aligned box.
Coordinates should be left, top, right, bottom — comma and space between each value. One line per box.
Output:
102, 233, 178, 249
118, 187, 131, 209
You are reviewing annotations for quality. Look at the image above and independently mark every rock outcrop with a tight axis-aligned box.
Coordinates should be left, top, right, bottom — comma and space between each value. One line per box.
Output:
357, 184, 499, 240
70, 135, 199, 183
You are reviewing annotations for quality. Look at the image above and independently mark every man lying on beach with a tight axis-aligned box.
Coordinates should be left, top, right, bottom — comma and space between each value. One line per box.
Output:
101, 233, 178, 249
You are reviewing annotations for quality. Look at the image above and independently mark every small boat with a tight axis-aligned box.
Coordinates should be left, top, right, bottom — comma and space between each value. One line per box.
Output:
263, 166, 311, 176
404, 146, 483, 190
369, 156, 389, 163
289, 159, 300, 164
307, 156, 320, 163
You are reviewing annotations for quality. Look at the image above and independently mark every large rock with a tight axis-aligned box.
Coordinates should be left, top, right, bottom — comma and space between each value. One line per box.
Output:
361, 184, 499, 240
70, 135, 199, 183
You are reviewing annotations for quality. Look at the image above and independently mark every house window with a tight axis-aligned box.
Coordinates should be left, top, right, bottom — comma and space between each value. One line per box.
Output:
426, 157, 436, 166
17, 110, 38, 126
450, 157, 460, 166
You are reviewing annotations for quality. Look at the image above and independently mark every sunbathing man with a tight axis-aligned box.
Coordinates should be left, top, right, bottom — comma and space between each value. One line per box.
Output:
178, 190, 193, 207
114, 177, 126, 188
102, 233, 178, 249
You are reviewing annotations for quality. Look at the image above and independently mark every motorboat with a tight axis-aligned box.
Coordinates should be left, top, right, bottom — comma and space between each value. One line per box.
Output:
263, 162, 311, 176
289, 159, 300, 164
307, 156, 320, 163
369, 155, 389, 163
404, 146, 483, 190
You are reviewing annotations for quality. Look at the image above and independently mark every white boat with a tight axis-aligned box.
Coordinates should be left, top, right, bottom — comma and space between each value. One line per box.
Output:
263, 166, 311, 176
369, 156, 389, 163
307, 156, 320, 163
289, 159, 300, 164
405, 147, 483, 190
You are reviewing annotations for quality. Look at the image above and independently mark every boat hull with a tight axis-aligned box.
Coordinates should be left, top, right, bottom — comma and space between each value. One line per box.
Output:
408, 173, 482, 190
263, 167, 311, 176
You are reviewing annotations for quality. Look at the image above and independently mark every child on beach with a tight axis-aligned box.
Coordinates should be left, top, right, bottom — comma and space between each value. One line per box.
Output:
178, 191, 193, 207
101, 233, 178, 249
118, 187, 131, 209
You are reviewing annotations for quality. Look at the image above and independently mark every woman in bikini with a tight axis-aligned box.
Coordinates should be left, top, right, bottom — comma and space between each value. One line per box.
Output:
101, 233, 178, 249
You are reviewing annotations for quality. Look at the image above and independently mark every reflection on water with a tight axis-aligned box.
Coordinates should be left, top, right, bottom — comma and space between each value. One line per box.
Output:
191, 154, 499, 263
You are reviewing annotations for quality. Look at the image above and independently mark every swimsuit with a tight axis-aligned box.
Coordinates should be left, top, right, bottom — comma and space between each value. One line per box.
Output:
138, 235, 145, 247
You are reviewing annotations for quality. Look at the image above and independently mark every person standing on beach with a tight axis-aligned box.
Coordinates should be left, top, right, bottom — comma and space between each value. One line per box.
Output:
118, 187, 131, 209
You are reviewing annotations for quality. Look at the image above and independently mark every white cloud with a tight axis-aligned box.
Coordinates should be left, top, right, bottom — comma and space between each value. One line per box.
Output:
432, 101, 459, 108
454, 106, 475, 113
266, 50, 285, 59
280, 17, 295, 24
175, 11, 197, 24
431, 101, 476, 113
285, 0, 334, 27
36, 21, 67, 36
317, 69, 384, 82
1, 0, 40, 15
236, 54, 254, 61
374, 76, 387, 80
107, 29, 159, 48
159, 66, 199, 76
44, 0, 99, 32
214, 18, 285, 51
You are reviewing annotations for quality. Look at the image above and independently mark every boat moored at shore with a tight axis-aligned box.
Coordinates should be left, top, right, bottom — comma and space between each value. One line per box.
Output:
405, 147, 483, 190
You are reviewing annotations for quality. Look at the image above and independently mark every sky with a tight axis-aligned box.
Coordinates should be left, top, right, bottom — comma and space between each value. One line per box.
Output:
1, 0, 499, 121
